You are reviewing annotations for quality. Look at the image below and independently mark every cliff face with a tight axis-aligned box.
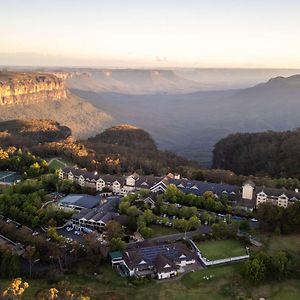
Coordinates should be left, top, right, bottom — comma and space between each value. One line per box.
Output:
0, 72, 67, 106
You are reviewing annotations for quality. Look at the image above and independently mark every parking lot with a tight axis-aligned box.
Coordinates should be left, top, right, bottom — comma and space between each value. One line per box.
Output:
57, 226, 84, 243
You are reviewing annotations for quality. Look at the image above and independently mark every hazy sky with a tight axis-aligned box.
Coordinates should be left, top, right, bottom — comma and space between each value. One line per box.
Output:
1, 0, 300, 68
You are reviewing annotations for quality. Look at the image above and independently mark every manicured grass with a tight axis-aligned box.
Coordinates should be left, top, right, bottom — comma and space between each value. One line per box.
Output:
149, 224, 180, 237
181, 263, 243, 289
195, 239, 247, 260
47, 158, 67, 170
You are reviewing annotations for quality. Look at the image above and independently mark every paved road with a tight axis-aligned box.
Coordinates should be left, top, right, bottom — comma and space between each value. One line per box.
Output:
128, 225, 211, 246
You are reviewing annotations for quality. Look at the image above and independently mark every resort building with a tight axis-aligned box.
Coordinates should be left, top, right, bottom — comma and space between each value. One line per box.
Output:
117, 243, 197, 279
71, 196, 122, 231
241, 181, 300, 208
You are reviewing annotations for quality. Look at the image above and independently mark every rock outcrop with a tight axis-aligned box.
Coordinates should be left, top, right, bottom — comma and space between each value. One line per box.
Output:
0, 71, 114, 139
0, 72, 67, 106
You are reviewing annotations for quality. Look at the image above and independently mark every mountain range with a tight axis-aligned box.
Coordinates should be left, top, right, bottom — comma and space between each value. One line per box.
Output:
1, 68, 300, 166
68, 73, 300, 165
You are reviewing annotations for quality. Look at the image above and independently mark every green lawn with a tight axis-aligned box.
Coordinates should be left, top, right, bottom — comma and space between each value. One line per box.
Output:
47, 158, 68, 170
149, 224, 180, 237
195, 239, 247, 260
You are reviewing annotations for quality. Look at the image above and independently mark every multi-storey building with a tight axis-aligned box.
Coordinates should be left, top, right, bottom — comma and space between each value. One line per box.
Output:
242, 180, 299, 208
59, 167, 162, 195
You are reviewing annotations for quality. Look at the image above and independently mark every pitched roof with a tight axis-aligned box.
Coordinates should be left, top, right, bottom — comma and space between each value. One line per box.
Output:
135, 176, 164, 189
154, 254, 176, 273
124, 243, 195, 271
168, 178, 239, 196
62, 167, 101, 181
254, 186, 300, 200
72, 196, 121, 223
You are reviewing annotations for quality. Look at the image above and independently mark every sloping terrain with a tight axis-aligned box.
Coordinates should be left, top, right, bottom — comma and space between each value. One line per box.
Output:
213, 129, 300, 178
0, 71, 114, 139
0, 119, 71, 148
0, 119, 198, 176
0, 95, 113, 139
83, 124, 197, 174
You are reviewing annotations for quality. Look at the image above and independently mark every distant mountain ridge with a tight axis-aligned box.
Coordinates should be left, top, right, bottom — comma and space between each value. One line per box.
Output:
65, 69, 207, 94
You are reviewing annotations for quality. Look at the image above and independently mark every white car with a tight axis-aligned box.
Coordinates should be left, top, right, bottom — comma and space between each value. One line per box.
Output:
32, 231, 39, 236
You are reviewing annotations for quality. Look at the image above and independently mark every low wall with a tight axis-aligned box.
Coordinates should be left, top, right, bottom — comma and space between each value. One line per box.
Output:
189, 239, 249, 267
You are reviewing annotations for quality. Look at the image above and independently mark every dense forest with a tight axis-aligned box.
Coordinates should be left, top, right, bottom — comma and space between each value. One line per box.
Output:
3, 119, 300, 190
213, 129, 300, 178
82, 124, 197, 174
0, 119, 197, 176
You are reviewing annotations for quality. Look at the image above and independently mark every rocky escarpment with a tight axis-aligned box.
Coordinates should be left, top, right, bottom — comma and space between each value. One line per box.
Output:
0, 72, 67, 106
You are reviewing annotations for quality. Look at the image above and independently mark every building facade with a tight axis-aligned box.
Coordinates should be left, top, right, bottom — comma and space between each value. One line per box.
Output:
241, 181, 299, 208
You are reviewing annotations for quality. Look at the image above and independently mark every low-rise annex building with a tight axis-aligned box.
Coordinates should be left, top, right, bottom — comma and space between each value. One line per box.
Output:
115, 243, 197, 279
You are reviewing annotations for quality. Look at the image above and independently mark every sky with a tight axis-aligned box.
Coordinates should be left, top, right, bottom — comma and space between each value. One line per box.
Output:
1, 0, 300, 68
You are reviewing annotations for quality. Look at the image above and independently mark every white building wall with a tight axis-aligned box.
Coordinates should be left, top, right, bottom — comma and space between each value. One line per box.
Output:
126, 176, 135, 187
157, 271, 177, 279
242, 184, 254, 200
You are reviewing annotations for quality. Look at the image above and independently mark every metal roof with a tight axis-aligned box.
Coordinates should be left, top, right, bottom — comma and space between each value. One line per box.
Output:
59, 194, 100, 209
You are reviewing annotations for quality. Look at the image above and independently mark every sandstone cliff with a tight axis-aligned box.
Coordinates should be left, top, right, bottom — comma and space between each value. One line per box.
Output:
0, 72, 67, 106
0, 71, 114, 139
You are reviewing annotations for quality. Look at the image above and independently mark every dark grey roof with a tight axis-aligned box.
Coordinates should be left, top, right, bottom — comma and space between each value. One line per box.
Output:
135, 176, 164, 189
124, 243, 195, 270
102, 174, 126, 185
255, 186, 300, 200
60, 194, 100, 209
62, 167, 101, 181
168, 178, 239, 196
72, 196, 121, 223
154, 254, 176, 273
